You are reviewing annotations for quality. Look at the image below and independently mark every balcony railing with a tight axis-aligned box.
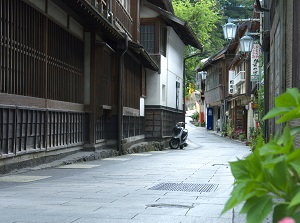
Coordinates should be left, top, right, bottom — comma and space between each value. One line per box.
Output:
115, 1, 133, 36
234, 71, 246, 86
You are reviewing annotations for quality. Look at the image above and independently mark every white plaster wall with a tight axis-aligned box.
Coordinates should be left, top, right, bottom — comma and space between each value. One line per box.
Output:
140, 6, 159, 18
145, 27, 185, 110
165, 27, 185, 110
141, 6, 186, 111
160, 56, 168, 106
145, 69, 160, 105
140, 97, 145, 116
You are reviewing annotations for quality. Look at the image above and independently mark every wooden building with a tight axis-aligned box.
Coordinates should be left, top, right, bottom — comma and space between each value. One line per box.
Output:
0, 0, 159, 170
262, 0, 300, 144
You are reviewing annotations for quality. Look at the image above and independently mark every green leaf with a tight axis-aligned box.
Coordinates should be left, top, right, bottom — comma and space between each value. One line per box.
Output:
263, 107, 292, 120
221, 183, 247, 214
290, 126, 300, 136
278, 125, 292, 146
272, 204, 289, 223
277, 108, 300, 123
288, 149, 300, 162
259, 142, 283, 156
263, 155, 285, 170
288, 191, 300, 209
289, 160, 300, 174
229, 159, 250, 180
240, 196, 258, 214
275, 88, 299, 107
246, 195, 273, 223
272, 159, 289, 191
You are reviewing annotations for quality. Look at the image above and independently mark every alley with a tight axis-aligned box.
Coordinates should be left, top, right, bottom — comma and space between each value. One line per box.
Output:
0, 121, 252, 223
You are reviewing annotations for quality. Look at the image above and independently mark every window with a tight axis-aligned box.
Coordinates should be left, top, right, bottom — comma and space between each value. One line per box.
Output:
176, 82, 180, 110
162, 85, 166, 102
140, 24, 155, 54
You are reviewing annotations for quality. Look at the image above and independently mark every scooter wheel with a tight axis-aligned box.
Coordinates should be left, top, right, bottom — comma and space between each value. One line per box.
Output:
169, 139, 179, 149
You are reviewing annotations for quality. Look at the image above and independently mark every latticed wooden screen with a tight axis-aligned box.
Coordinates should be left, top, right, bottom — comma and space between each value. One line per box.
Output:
0, 107, 89, 156
0, 0, 84, 103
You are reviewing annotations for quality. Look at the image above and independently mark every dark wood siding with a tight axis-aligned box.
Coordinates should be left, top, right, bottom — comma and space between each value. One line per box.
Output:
0, 106, 88, 156
123, 55, 141, 109
0, 0, 84, 103
292, 0, 300, 87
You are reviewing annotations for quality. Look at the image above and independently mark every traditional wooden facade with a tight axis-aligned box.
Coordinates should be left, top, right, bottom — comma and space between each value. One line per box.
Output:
200, 18, 261, 139
263, 0, 300, 145
0, 0, 158, 170
200, 48, 229, 132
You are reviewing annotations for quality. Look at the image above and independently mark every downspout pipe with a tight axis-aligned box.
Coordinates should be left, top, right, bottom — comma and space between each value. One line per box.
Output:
118, 32, 128, 154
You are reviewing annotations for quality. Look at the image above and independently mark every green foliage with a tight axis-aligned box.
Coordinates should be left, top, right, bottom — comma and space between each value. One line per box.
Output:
173, 0, 255, 98
249, 86, 265, 148
173, 0, 224, 90
173, 0, 221, 51
217, 0, 254, 19
249, 127, 263, 149
226, 118, 234, 138
191, 111, 199, 122
222, 88, 300, 223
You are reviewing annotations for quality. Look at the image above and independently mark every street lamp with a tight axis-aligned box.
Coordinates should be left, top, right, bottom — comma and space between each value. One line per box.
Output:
223, 18, 260, 53
222, 22, 237, 40
239, 34, 254, 53
200, 71, 207, 80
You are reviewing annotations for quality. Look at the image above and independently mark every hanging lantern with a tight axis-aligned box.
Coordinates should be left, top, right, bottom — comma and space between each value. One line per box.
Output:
222, 22, 237, 40
239, 35, 254, 53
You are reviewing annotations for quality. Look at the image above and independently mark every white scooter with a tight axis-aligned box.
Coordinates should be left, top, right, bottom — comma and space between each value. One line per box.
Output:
169, 122, 188, 149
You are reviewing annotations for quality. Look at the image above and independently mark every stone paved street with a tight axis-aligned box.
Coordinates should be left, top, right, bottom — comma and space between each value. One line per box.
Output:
0, 120, 253, 223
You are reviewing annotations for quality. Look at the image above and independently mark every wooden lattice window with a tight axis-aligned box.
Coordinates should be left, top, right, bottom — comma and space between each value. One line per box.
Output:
140, 24, 155, 54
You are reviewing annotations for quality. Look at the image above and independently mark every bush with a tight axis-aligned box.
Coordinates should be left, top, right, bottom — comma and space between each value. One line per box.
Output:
191, 111, 199, 122
226, 118, 234, 138
222, 88, 300, 223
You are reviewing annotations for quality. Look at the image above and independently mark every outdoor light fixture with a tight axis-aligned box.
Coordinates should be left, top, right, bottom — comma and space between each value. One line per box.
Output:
195, 71, 207, 84
239, 34, 254, 53
200, 71, 207, 80
223, 22, 237, 40
223, 18, 260, 40
223, 18, 260, 52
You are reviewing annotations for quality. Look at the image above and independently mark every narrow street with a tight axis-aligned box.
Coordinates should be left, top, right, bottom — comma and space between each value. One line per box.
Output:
0, 120, 252, 223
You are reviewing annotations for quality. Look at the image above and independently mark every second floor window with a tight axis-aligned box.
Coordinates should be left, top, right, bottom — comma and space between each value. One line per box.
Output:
141, 24, 155, 54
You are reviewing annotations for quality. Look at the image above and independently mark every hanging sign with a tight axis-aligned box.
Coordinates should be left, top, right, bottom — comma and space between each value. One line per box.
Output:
228, 70, 235, 94
251, 43, 260, 81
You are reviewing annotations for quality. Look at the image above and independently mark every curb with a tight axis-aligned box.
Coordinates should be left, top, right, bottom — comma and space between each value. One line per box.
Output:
5, 140, 170, 175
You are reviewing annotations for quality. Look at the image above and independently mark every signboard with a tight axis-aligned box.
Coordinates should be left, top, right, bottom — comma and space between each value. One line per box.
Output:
251, 43, 260, 81
228, 70, 235, 94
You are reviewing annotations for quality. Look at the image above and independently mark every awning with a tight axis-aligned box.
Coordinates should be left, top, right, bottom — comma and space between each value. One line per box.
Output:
128, 41, 159, 71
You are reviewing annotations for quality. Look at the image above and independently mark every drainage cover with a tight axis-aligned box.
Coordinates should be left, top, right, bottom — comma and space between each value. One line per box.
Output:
148, 183, 218, 192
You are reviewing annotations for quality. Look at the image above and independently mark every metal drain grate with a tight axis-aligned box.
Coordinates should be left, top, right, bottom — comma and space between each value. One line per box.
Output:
148, 183, 218, 192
